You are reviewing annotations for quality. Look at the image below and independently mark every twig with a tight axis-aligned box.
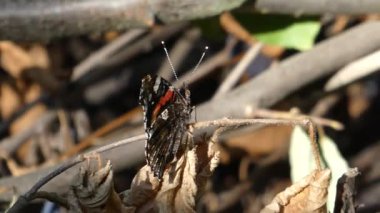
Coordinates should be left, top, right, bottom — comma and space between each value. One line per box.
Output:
92, 23, 188, 71
252, 108, 344, 130
213, 43, 263, 99
71, 29, 146, 81
310, 94, 341, 117
193, 117, 311, 131
325, 49, 380, 91
61, 108, 141, 159
304, 119, 321, 171
174, 38, 236, 87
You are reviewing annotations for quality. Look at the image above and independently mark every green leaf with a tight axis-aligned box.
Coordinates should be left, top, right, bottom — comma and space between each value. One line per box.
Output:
234, 14, 321, 51
289, 126, 349, 212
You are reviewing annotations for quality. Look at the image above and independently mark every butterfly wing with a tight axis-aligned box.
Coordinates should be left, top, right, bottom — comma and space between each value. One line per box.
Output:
139, 75, 192, 179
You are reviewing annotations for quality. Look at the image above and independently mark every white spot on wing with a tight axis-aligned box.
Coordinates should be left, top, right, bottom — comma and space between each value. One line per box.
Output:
161, 109, 169, 120
153, 77, 161, 93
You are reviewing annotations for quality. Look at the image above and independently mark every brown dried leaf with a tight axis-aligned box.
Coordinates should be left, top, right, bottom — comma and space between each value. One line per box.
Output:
122, 137, 220, 212
261, 169, 331, 213
0, 42, 34, 78
0, 83, 21, 119
333, 168, 359, 213
69, 158, 127, 212
28, 44, 50, 69
0, 42, 49, 78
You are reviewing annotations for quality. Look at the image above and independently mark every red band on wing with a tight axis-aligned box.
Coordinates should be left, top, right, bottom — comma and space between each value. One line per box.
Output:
152, 89, 174, 120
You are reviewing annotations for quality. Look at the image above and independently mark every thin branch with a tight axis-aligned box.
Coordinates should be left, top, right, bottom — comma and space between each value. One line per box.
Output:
251, 108, 344, 130
93, 23, 188, 71
213, 43, 263, 99
60, 108, 142, 159
325, 49, 380, 91
174, 38, 237, 87
72, 29, 146, 81
193, 118, 307, 129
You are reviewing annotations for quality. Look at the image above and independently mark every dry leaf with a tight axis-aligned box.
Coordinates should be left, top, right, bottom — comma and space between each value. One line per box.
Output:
0, 42, 34, 78
333, 168, 359, 213
69, 158, 127, 212
0, 42, 49, 77
0, 83, 21, 119
28, 44, 50, 69
261, 169, 331, 213
290, 126, 349, 211
122, 136, 220, 212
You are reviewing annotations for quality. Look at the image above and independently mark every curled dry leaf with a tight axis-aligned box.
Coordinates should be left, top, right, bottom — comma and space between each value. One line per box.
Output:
261, 169, 331, 213
69, 158, 127, 212
122, 136, 220, 212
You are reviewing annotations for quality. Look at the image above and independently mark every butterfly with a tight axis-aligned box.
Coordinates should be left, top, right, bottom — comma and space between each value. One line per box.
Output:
139, 74, 193, 179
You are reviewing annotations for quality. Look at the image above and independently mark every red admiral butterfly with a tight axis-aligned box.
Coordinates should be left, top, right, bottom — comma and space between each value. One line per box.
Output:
139, 74, 193, 179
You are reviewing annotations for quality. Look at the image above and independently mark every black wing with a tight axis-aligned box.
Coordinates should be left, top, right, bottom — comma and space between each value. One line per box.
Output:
139, 75, 192, 179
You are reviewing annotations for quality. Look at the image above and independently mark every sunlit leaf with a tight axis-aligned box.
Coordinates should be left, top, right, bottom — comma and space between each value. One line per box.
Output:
235, 14, 321, 51
289, 126, 349, 212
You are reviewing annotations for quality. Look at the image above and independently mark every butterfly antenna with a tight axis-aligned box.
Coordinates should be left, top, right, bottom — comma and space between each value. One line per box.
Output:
161, 41, 178, 81
192, 46, 209, 73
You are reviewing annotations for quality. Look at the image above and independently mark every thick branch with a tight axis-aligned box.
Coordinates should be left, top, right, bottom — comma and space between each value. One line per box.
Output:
253, 0, 380, 15
0, 0, 245, 41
